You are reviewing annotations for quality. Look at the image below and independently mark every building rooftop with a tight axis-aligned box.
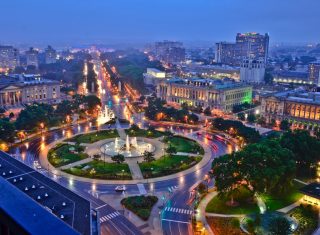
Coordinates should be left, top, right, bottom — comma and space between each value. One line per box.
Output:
0, 177, 79, 235
300, 183, 320, 200
0, 74, 59, 89
0, 151, 91, 235
165, 77, 251, 90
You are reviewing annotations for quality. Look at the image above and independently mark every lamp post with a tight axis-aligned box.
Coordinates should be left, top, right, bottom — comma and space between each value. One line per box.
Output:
40, 123, 44, 135
122, 169, 125, 179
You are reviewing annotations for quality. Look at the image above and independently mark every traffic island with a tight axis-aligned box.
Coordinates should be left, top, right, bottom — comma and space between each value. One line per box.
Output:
121, 195, 158, 221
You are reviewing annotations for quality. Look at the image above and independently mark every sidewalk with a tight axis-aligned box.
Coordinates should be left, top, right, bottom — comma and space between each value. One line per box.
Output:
126, 159, 144, 180
59, 158, 93, 170
196, 190, 217, 235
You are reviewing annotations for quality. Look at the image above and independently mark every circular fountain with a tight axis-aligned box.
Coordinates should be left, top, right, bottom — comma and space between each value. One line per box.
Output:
101, 135, 155, 158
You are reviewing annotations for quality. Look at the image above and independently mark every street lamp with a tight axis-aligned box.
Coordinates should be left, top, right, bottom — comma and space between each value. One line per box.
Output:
122, 169, 125, 179
40, 123, 44, 135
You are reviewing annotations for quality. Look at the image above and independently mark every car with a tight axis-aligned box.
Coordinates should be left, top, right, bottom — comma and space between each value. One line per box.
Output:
115, 185, 126, 192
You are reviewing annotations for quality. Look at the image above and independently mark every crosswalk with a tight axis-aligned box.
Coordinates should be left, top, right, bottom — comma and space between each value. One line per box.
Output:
99, 211, 121, 223
168, 185, 179, 193
164, 207, 193, 215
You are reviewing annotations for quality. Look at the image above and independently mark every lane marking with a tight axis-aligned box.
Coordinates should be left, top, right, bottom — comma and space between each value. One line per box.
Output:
162, 219, 190, 224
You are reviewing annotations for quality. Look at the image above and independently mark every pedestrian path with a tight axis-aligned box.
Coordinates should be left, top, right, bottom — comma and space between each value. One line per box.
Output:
59, 158, 93, 170
99, 211, 121, 223
164, 207, 193, 215
137, 183, 147, 195
126, 159, 144, 180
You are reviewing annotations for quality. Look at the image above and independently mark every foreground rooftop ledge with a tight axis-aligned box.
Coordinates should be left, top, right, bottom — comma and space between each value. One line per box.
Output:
0, 177, 79, 235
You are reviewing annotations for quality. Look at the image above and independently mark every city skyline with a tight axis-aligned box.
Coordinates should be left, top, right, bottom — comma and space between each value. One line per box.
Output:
1, 0, 320, 46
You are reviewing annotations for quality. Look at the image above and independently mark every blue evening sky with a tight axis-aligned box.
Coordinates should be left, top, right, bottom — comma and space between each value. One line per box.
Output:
1, 0, 319, 45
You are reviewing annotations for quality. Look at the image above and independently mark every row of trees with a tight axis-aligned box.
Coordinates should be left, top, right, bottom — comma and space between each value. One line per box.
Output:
211, 130, 320, 203
212, 118, 260, 143
1, 95, 101, 144
145, 97, 199, 124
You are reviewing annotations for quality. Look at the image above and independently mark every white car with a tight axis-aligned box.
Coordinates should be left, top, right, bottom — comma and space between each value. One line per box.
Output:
115, 185, 126, 192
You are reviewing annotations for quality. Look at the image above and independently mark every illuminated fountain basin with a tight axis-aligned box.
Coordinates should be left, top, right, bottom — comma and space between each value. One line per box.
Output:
100, 136, 155, 158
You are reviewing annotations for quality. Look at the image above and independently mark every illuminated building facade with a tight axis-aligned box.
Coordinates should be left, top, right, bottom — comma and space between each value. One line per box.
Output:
0, 74, 60, 107
240, 58, 265, 84
157, 78, 252, 112
143, 68, 166, 86
261, 90, 320, 127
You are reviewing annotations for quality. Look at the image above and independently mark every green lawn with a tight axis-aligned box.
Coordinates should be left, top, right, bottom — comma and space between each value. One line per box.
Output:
261, 181, 304, 211
64, 160, 132, 180
65, 130, 119, 143
139, 155, 202, 178
206, 188, 260, 215
121, 196, 158, 221
164, 136, 204, 154
125, 128, 169, 138
48, 143, 88, 167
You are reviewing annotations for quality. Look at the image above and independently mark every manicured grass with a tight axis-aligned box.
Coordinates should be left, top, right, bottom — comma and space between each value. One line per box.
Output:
48, 143, 88, 167
65, 130, 119, 143
125, 128, 168, 138
206, 217, 246, 235
206, 187, 260, 215
164, 136, 204, 154
121, 196, 158, 221
139, 155, 202, 178
64, 160, 132, 180
261, 182, 304, 211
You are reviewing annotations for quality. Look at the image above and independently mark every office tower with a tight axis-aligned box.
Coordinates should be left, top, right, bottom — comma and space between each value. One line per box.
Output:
45, 45, 57, 64
0, 45, 20, 69
154, 41, 186, 64
26, 47, 39, 68
215, 32, 269, 65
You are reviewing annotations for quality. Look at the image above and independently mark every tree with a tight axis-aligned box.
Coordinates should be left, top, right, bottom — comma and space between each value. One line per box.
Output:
270, 119, 276, 127
280, 120, 290, 131
0, 119, 15, 142
165, 146, 177, 155
237, 112, 245, 121
111, 154, 125, 164
84, 95, 101, 114
280, 130, 320, 177
204, 107, 211, 116
8, 112, 14, 119
143, 151, 155, 162
247, 114, 256, 123
269, 217, 292, 235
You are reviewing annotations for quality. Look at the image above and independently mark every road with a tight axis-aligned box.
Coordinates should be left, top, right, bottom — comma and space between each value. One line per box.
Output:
8, 60, 230, 235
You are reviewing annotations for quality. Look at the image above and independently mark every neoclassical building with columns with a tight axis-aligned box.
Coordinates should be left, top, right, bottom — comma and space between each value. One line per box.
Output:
157, 78, 252, 112
0, 74, 60, 108
261, 90, 320, 128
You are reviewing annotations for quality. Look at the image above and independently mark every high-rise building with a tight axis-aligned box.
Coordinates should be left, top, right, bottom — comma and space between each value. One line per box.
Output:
215, 32, 269, 65
45, 45, 57, 64
154, 41, 186, 64
236, 33, 269, 62
0, 45, 20, 70
26, 47, 39, 68
240, 58, 266, 84
308, 63, 320, 86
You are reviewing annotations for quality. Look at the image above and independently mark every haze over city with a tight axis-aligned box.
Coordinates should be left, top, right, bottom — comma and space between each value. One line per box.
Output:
1, 0, 320, 46
2, 1, 320, 235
